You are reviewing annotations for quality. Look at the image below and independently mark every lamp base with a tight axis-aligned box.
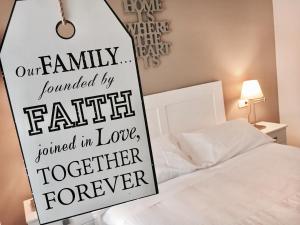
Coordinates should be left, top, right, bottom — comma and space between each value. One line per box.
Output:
253, 124, 266, 130
248, 102, 266, 130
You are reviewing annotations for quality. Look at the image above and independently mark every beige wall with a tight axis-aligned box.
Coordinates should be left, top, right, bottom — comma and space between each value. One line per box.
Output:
273, 0, 300, 147
107, 0, 279, 122
0, 0, 279, 224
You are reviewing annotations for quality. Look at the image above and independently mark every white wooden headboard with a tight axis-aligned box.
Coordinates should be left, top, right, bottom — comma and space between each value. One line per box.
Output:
144, 81, 226, 138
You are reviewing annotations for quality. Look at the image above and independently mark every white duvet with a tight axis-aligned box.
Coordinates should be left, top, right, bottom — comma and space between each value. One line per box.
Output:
101, 143, 300, 225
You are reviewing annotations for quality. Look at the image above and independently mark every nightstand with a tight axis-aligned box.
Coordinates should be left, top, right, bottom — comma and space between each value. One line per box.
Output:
24, 199, 63, 225
256, 121, 288, 145
23, 199, 96, 225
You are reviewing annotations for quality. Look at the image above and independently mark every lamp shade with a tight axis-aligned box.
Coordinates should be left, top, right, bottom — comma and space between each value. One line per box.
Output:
241, 80, 264, 100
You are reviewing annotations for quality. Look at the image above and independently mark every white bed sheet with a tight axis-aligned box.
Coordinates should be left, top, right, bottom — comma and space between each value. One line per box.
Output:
101, 143, 300, 225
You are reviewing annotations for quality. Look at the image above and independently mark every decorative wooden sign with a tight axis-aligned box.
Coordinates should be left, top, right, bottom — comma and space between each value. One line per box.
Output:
0, 0, 158, 224
123, 0, 172, 68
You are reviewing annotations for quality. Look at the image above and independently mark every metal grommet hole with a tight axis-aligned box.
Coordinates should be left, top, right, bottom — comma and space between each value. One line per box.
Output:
56, 20, 76, 40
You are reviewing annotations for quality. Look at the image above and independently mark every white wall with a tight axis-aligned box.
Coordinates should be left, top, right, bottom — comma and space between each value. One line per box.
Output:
273, 0, 300, 147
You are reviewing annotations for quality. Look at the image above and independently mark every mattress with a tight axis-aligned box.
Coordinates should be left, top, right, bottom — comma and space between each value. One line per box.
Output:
99, 143, 300, 225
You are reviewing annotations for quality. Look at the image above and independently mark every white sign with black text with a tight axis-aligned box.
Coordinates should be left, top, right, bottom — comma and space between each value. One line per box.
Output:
0, 0, 158, 224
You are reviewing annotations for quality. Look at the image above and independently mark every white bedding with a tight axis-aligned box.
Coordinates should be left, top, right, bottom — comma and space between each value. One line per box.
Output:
101, 143, 300, 225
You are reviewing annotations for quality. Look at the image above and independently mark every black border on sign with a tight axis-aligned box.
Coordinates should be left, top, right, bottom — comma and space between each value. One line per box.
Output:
0, 0, 159, 224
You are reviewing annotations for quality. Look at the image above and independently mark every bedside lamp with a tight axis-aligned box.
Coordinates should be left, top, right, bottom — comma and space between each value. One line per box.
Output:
240, 80, 266, 128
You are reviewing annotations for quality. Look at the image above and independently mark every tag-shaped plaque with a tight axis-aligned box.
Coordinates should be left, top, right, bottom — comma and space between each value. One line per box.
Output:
0, 0, 158, 224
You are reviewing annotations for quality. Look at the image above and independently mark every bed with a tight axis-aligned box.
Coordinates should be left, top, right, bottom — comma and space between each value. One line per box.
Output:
26, 81, 299, 225
89, 81, 300, 225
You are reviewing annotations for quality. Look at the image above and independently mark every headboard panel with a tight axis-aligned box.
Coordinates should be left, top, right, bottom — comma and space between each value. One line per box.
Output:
144, 81, 226, 138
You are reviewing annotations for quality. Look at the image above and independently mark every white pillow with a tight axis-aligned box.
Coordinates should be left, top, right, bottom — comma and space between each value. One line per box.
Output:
151, 136, 197, 183
177, 120, 274, 169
